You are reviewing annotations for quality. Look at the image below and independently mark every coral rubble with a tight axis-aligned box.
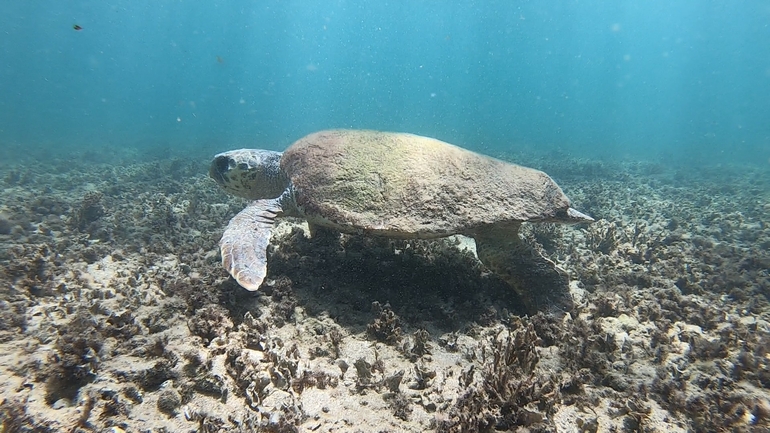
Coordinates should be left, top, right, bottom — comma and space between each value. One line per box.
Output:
0, 152, 768, 432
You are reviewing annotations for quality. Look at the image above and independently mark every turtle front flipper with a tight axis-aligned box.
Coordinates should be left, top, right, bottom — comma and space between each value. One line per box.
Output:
219, 199, 283, 290
473, 225, 573, 316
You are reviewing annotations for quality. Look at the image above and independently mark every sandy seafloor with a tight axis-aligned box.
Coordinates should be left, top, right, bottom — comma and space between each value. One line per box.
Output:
0, 145, 769, 433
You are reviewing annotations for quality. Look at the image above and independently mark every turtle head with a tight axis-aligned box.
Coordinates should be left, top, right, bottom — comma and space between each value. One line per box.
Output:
210, 149, 289, 199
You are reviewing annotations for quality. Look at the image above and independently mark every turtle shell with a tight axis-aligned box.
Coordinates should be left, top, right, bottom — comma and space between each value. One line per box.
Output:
280, 130, 571, 238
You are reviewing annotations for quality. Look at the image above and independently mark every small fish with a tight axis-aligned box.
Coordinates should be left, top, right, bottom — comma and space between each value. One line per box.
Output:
73, 24, 83, 31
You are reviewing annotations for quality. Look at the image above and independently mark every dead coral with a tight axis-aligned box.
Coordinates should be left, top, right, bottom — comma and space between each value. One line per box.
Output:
4, 244, 60, 297
99, 389, 129, 420
138, 335, 174, 359
45, 310, 104, 405
266, 277, 297, 327
167, 276, 220, 314
187, 304, 234, 343
367, 302, 402, 345
147, 196, 178, 235
291, 369, 339, 394
0, 298, 28, 342
0, 398, 57, 432
122, 386, 143, 404
0, 211, 13, 234
80, 191, 104, 218
353, 358, 374, 392
383, 369, 405, 393
2, 150, 770, 432
70, 191, 105, 232
734, 334, 770, 388
387, 392, 413, 421
156, 386, 182, 416
224, 341, 264, 402
105, 309, 141, 340
560, 318, 615, 384
437, 323, 555, 432
262, 406, 303, 433
327, 327, 344, 359
607, 396, 653, 431
132, 358, 179, 391
180, 350, 228, 402
408, 364, 436, 391
406, 328, 432, 361
584, 219, 619, 254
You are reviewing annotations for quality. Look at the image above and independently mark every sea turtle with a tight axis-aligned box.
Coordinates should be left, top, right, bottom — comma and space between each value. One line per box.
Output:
210, 130, 593, 314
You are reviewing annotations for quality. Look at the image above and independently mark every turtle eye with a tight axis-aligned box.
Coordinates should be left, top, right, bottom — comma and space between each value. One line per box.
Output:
213, 156, 232, 175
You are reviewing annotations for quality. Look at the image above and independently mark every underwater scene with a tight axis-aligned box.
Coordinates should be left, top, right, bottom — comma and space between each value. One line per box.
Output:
1, 1, 769, 432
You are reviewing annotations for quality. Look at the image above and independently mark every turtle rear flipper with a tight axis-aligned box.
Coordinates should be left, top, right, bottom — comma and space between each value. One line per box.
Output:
474, 226, 573, 316
219, 199, 282, 290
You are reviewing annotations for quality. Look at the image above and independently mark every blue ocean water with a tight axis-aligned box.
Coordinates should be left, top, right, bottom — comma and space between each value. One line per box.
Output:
1, 1, 768, 165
